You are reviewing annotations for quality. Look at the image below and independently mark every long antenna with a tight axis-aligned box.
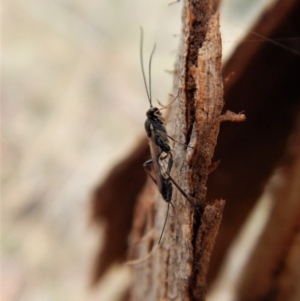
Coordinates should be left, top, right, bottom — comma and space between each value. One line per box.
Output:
167, 173, 197, 210
227, 20, 300, 56
158, 202, 170, 244
140, 27, 156, 107
158, 91, 180, 111
148, 43, 156, 104
247, 29, 300, 56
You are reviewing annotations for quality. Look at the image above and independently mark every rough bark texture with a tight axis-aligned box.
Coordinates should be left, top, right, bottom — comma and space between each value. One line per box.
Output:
128, 1, 243, 300
90, 0, 300, 300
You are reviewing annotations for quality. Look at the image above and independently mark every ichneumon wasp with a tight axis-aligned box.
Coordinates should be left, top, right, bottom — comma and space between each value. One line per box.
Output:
140, 28, 196, 244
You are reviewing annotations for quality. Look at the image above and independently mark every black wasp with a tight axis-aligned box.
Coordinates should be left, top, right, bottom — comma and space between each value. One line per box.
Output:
140, 28, 196, 244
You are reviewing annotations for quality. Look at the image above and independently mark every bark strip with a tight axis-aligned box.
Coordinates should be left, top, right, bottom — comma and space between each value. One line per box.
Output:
129, 1, 235, 300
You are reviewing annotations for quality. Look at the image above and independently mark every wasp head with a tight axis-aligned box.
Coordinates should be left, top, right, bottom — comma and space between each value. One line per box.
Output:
146, 107, 161, 118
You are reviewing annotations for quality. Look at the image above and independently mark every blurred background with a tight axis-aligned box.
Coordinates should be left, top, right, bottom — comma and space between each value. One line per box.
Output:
1, 0, 277, 300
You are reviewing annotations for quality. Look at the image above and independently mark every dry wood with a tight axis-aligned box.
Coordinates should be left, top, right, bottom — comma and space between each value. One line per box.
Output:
90, 0, 300, 299
93, 0, 300, 298
128, 1, 243, 300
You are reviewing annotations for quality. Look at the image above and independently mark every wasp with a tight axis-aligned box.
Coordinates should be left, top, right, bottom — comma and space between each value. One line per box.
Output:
140, 28, 196, 243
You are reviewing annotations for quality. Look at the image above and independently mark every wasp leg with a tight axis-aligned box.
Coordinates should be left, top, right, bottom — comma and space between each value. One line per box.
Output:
157, 130, 194, 148
157, 90, 180, 110
143, 159, 157, 185
158, 152, 171, 170
158, 202, 170, 244
167, 153, 173, 174
166, 172, 197, 209
159, 152, 168, 161
156, 152, 173, 178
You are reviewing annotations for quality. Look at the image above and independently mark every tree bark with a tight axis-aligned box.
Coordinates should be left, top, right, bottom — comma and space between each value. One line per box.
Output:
128, 1, 244, 300
90, 0, 300, 300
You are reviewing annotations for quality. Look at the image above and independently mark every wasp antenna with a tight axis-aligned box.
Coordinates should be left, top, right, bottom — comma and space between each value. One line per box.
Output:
140, 27, 152, 106
158, 90, 180, 111
148, 43, 156, 106
227, 20, 300, 56
157, 99, 165, 107
158, 202, 170, 244
247, 29, 300, 56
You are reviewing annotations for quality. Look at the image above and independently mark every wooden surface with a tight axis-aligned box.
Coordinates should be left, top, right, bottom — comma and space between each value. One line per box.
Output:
128, 0, 242, 299
91, 0, 300, 300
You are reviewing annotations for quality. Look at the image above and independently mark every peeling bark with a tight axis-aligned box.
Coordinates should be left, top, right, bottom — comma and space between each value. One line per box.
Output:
89, 0, 300, 300
128, 1, 242, 300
